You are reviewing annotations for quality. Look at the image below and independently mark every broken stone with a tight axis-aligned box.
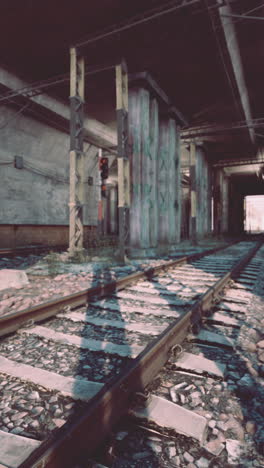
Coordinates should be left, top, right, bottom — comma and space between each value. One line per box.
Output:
28, 391, 40, 401
254, 426, 264, 455
165, 444, 176, 458
145, 440, 162, 454
52, 419, 66, 428
196, 457, 210, 468
237, 375, 257, 399
225, 416, 244, 441
204, 438, 225, 456
258, 365, 264, 378
257, 350, 264, 363
115, 431, 128, 441
183, 452, 194, 463
179, 394, 186, 404
226, 439, 243, 465
132, 451, 151, 460
245, 343, 257, 353
257, 340, 264, 349
227, 371, 240, 381
169, 388, 179, 403
0, 269, 29, 291
245, 421, 257, 435
208, 420, 216, 429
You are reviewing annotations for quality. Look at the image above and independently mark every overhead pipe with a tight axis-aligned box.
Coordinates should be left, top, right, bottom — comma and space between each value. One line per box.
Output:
218, 0, 256, 146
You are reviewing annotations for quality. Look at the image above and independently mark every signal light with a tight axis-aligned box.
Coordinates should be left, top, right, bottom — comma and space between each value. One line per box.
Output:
101, 184, 107, 198
99, 157, 109, 180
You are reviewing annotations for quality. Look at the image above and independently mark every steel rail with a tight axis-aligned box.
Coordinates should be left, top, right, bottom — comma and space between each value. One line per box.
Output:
0, 242, 238, 338
18, 239, 263, 468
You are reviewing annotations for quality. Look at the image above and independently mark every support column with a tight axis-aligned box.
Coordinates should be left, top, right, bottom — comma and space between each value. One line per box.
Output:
190, 142, 197, 243
69, 47, 85, 254
195, 146, 212, 238
149, 98, 159, 248
129, 88, 151, 251
158, 121, 170, 245
175, 125, 181, 243
222, 175, 229, 233
166, 119, 181, 244
213, 169, 222, 235
116, 61, 130, 260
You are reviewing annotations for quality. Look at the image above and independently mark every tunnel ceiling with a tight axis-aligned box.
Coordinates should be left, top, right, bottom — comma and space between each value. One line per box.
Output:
0, 0, 263, 166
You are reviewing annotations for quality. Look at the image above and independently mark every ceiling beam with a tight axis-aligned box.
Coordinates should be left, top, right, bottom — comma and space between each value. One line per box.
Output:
0, 67, 117, 149
218, 0, 256, 146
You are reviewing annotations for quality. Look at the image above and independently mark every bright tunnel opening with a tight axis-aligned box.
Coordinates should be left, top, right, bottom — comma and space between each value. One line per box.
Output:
244, 195, 264, 233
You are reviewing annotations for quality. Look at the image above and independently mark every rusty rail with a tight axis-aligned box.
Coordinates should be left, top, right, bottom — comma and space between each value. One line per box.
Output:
0, 242, 237, 338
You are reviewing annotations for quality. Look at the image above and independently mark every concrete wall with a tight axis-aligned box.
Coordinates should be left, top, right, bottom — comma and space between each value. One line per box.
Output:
0, 105, 100, 230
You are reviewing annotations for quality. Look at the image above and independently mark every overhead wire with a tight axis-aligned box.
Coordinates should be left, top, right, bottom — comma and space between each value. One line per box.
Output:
229, 2, 264, 23
215, 2, 264, 29
75, 0, 201, 48
0, 101, 32, 130
221, 12, 264, 21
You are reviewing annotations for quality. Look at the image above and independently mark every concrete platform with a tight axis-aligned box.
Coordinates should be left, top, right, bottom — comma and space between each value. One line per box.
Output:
130, 395, 208, 444
0, 430, 40, 468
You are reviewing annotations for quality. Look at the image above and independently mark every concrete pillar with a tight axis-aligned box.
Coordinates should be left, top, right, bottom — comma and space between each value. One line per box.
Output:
128, 76, 184, 254
175, 125, 181, 243
149, 98, 159, 248
189, 145, 212, 240
213, 169, 223, 235
158, 121, 170, 245
222, 175, 229, 233
128, 88, 151, 250
196, 146, 212, 237
157, 117, 181, 246
189, 142, 197, 243
167, 119, 181, 244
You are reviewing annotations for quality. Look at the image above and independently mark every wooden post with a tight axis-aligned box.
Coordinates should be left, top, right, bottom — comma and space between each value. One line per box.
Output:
190, 141, 197, 244
116, 60, 130, 261
69, 47, 85, 254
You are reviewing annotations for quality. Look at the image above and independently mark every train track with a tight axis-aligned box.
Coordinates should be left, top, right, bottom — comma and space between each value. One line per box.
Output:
0, 239, 263, 467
